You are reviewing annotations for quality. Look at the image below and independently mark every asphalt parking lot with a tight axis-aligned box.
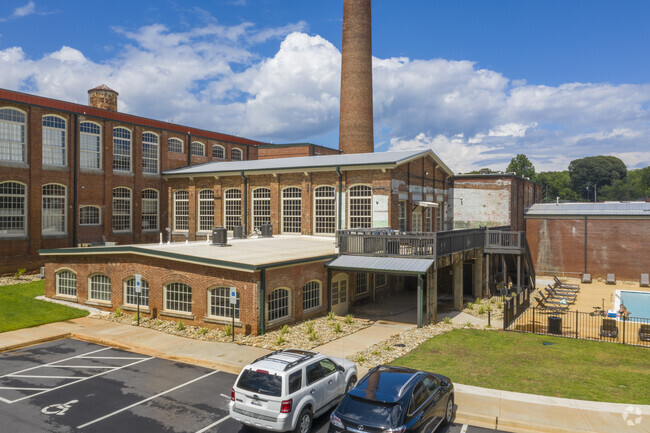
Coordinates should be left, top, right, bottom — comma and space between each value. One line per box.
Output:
0, 339, 503, 433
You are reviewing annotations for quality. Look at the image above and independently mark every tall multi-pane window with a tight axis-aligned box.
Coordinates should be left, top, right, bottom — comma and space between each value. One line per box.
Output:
208, 287, 239, 319
375, 274, 387, 288
113, 127, 131, 172
314, 186, 335, 235
356, 273, 368, 295
252, 188, 271, 230
302, 280, 321, 311
89, 274, 111, 302
282, 187, 302, 234
268, 288, 289, 322
42, 115, 67, 166
437, 203, 444, 231
412, 210, 422, 232
191, 141, 205, 157
80, 122, 101, 169
0, 181, 26, 236
349, 185, 372, 229
125, 277, 149, 307
168, 137, 183, 153
142, 132, 159, 174
56, 270, 76, 297
0, 108, 26, 162
79, 206, 100, 225
42, 184, 66, 235
231, 148, 243, 161
424, 207, 432, 232
398, 201, 407, 232
198, 189, 214, 232
112, 187, 131, 231
164, 282, 192, 313
224, 189, 241, 230
142, 189, 158, 230
212, 144, 225, 159
174, 190, 189, 231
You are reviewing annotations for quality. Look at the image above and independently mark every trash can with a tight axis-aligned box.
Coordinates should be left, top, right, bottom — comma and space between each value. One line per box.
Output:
233, 225, 243, 239
548, 316, 562, 335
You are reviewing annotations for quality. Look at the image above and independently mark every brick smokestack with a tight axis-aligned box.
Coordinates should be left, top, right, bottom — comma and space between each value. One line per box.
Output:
339, 0, 374, 154
88, 84, 118, 112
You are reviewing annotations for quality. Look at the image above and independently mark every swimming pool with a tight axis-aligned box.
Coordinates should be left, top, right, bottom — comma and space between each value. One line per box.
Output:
615, 290, 650, 321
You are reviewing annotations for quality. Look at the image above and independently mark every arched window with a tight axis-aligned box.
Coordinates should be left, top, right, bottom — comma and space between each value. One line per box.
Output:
282, 187, 301, 234
212, 144, 225, 159
231, 148, 243, 161
349, 185, 372, 229
42, 115, 67, 166
56, 270, 76, 297
0, 107, 26, 162
42, 184, 66, 235
142, 189, 158, 230
124, 277, 149, 307
173, 190, 189, 231
79, 205, 101, 225
191, 141, 205, 157
113, 127, 131, 172
112, 187, 131, 231
164, 282, 192, 313
80, 121, 101, 169
168, 137, 183, 154
268, 288, 290, 322
198, 189, 214, 232
224, 188, 241, 230
314, 186, 335, 235
0, 181, 27, 235
89, 274, 111, 302
208, 287, 240, 319
302, 280, 321, 311
252, 188, 270, 229
142, 132, 159, 174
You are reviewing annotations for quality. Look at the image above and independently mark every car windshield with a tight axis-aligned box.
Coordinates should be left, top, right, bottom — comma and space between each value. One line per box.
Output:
237, 369, 282, 397
338, 395, 402, 427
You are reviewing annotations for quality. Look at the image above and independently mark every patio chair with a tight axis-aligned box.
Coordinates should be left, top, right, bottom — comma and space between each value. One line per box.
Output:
581, 273, 592, 284
553, 276, 580, 290
538, 292, 573, 307
545, 287, 576, 303
606, 274, 616, 285
600, 318, 619, 338
640, 273, 649, 288
639, 324, 650, 342
546, 283, 578, 296
534, 297, 569, 312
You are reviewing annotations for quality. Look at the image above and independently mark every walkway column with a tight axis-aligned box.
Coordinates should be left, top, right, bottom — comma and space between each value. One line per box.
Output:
485, 253, 491, 296
417, 274, 423, 328
452, 252, 464, 310
427, 267, 438, 324
473, 252, 483, 299
517, 255, 522, 292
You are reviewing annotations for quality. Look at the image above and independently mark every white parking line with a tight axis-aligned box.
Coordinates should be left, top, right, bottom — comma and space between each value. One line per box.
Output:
79, 356, 149, 360
460, 424, 468, 433
9, 375, 87, 379
195, 415, 230, 433
0, 347, 111, 379
46, 365, 117, 369
77, 370, 220, 429
0, 387, 50, 391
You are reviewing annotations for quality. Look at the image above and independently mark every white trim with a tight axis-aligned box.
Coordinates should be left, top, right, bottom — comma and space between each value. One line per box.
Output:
112, 126, 132, 172
42, 114, 68, 167
79, 120, 102, 170
0, 106, 27, 163
0, 180, 28, 236
42, 183, 67, 236
112, 186, 132, 232
281, 186, 302, 234
347, 184, 373, 229
163, 281, 193, 314
79, 205, 101, 226
191, 141, 206, 157
312, 185, 336, 236
267, 287, 291, 323
142, 131, 160, 174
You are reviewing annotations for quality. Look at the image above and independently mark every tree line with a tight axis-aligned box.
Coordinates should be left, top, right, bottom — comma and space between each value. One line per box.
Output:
469, 154, 650, 203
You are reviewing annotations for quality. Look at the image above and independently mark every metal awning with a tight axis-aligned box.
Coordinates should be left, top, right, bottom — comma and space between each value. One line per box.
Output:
326, 255, 434, 275
414, 201, 439, 208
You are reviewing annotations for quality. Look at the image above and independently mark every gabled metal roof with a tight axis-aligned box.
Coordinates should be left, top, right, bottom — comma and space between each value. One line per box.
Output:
326, 255, 434, 275
526, 202, 650, 217
162, 149, 453, 178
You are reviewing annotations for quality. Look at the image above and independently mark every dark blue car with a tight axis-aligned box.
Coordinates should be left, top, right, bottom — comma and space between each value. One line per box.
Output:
328, 365, 454, 433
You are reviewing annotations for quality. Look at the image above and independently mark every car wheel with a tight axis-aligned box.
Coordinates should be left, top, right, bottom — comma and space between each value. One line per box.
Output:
345, 375, 357, 393
294, 408, 312, 433
443, 394, 454, 425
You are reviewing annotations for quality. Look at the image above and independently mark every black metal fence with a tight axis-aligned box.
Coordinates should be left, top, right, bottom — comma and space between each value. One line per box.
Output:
502, 288, 532, 329
505, 305, 650, 347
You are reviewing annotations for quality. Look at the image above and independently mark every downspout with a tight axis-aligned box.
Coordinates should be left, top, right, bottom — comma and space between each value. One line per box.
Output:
246, 145, 250, 161
259, 268, 266, 335
72, 114, 79, 247
241, 171, 247, 237
326, 268, 332, 312
584, 216, 588, 274
187, 133, 192, 167
336, 167, 343, 230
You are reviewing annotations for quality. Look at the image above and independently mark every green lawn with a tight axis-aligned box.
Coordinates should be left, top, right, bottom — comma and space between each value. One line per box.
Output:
0, 280, 88, 333
391, 329, 650, 404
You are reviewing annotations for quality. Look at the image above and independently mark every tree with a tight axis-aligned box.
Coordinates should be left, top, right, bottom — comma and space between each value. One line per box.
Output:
599, 167, 650, 201
568, 156, 627, 201
536, 171, 579, 202
506, 154, 535, 179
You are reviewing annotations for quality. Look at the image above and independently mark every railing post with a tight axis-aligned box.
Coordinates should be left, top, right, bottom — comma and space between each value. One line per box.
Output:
622, 319, 626, 344
575, 310, 579, 338
532, 307, 535, 333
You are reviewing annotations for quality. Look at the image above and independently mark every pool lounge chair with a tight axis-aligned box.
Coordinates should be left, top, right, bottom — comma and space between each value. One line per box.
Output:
538, 292, 573, 307
546, 284, 578, 296
535, 297, 569, 312
600, 318, 619, 338
545, 287, 577, 303
639, 324, 650, 342
553, 276, 580, 290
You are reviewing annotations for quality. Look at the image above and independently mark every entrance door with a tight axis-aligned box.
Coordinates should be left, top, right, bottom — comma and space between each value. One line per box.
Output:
331, 273, 349, 316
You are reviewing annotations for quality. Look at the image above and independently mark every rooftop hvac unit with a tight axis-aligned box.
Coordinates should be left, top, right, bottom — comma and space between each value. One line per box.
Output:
260, 224, 273, 238
212, 227, 230, 247
233, 225, 244, 239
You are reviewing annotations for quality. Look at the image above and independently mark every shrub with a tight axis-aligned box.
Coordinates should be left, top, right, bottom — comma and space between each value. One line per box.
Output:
466, 302, 474, 310
114, 308, 123, 318
486, 304, 492, 312
355, 353, 366, 363
382, 344, 393, 351
14, 268, 26, 279
490, 297, 496, 304
224, 324, 233, 336
280, 324, 290, 335
443, 317, 452, 325
478, 306, 485, 315
327, 311, 336, 321
475, 297, 481, 304
308, 330, 318, 341
344, 314, 354, 325
333, 322, 342, 333
133, 312, 140, 322
305, 321, 314, 334
155, 319, 163, 326
465, 321, 473, 328
275, 334, 286, 345
497, 302, 503, 310
198, 327, 208, 336
176, 320, 185, 331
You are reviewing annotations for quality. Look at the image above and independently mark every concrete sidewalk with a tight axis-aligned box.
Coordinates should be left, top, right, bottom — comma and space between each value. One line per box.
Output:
1, 317, 649, 433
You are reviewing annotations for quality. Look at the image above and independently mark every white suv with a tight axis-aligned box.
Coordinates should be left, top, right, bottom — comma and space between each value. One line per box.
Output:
230, 349, 357, 433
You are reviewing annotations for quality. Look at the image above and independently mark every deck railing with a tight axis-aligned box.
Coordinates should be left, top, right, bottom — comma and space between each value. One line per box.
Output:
485, 229, 524, 252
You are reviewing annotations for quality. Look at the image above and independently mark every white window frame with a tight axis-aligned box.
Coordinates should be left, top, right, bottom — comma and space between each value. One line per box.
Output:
112, 127, 132, 172
191, 141, 205, 157
79, 205, 101, 226
281, 187, 302, 234
80, 121, 102, 169
55, 269, 77, 297
437, 202, 444, 231
412, 208, 423, 232
313, 185, 336, 235
207, 286, 240, 320
168, 137, 184, 154
42, 183, 67, 235
112, 187, 132, 232
268, 287, 290, 323
174, 190, 189, 231
142, 189, 159, 231
424, 207, 432, 232
231, 148, 243, 161
89, 274, 111, 302
0, 107, 27, 163
124, 277, 149, 307
142, 131, 159, 174
0, 181, 27, 236
356, 272, 368, 296
42, 114, 67, 167
348, 184, 372, 229
224, 188, 241, 231
164, 282, 192, 314
252, 187, 271, 230
212, 144, 225, 159
198, 189, 214, 232
302, 280, 321, 311
398, 201, 407, 232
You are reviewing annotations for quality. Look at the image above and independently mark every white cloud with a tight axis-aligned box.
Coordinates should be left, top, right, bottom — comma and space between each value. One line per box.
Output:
13, 1, 36, 17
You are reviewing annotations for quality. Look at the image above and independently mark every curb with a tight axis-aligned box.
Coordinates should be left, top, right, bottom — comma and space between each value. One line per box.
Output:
0, 333, 71, 353
453, 412, 497, 430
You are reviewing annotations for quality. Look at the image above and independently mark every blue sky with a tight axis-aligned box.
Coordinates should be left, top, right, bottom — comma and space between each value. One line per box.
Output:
1, 0, 649, 172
